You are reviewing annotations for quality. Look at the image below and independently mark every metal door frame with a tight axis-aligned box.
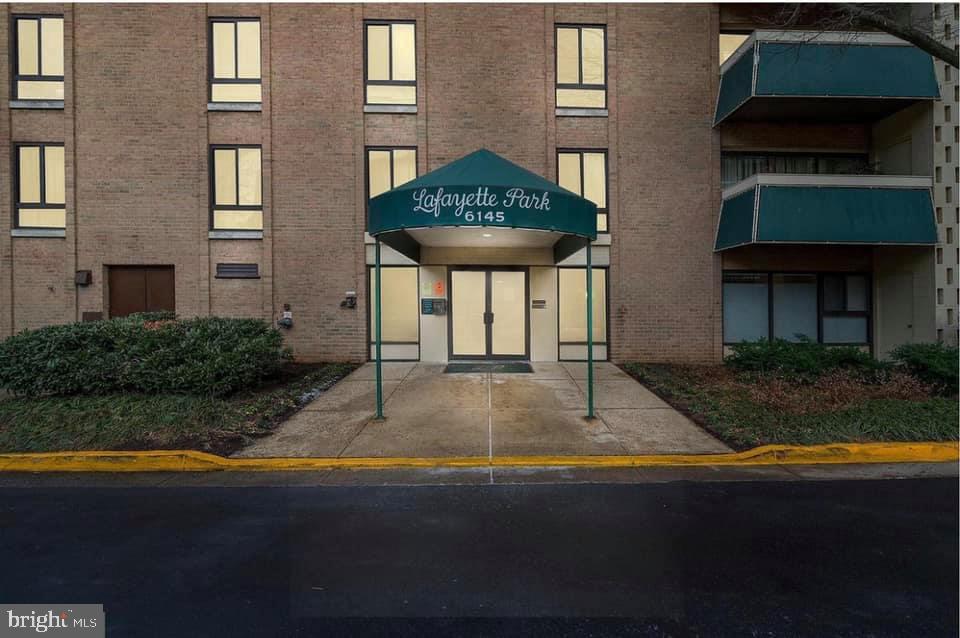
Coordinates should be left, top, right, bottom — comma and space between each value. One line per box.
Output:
447, 266, 530, 361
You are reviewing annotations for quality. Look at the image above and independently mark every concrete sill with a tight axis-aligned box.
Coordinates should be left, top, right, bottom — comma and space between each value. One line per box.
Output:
208, 230, 263, 240
207, 102, 262, 112
11, 228, 65, 238
364, 104, 417, 114
10, 100, 64, 110
556, 108, 608, 118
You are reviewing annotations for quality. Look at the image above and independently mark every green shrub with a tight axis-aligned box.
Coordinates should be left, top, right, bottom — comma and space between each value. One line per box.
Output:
0, 316, 291, 397
889, 343, 959, 395
725, 338, 882, 380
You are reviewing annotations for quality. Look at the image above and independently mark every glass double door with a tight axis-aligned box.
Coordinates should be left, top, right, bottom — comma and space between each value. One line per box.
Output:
450, 268, 528, 359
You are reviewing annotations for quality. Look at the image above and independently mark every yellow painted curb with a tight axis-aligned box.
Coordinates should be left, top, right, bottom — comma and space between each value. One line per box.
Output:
0, 442, 956, 473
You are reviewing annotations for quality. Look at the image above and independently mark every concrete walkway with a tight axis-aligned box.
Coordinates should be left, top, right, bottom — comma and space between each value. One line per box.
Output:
235, 362, 730, 458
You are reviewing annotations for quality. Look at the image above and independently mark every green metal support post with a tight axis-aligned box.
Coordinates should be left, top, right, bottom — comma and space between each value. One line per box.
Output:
374, 239, 384, 420
586, 240, 594, 419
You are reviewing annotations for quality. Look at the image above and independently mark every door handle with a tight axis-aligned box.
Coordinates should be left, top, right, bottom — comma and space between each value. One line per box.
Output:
484, 312, 494, 324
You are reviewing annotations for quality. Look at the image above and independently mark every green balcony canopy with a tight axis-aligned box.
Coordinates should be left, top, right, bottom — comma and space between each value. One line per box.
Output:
715, 179, 938, 251
715, 34, 940, 124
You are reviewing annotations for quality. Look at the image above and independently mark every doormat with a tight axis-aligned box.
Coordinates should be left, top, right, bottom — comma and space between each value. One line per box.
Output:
444, 362, 533, 374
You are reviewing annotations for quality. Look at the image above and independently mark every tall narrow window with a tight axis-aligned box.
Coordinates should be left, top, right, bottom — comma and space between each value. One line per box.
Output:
209, 18, 261, 103
15, 143, 65, 229
558, 268, 607, 345
821, 274, 870, 344
555, 25, 606, 109
368, 266, 419, 346
557, 150, 608, 232
12, 15, 64, 101
365, 21, 416, 106
367, 147, 417, 201
210, 145, 262, 230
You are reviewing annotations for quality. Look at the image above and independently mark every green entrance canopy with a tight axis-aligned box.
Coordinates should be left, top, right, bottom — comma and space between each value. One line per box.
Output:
367, 149, 599, 420
715, 177, 938, 251
369, 149, 597, 262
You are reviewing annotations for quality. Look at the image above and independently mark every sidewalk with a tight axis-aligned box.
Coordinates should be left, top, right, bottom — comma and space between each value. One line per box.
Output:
234, 362, 731, 459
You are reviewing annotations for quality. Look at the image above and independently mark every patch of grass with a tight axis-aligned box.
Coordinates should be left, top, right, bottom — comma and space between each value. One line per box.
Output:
621, 363, 958, 450
0, 362, 358, 455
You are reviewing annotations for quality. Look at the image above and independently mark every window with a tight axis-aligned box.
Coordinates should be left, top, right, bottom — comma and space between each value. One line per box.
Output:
938, 288, 945, 305
949, 308, 955, 325
364, 21, 416, 105
367, 147, 417, 202
772, 274, 818, 342
15, 143, 65, 229
722, 273, 769, 343
937, 247, 944, 264
947, 146, 953, 163
12, 15, 64, 101
947, 227, 954, 244
821, 274, 870, 344
948, 268, 955, 285
937, 207, 943, 223
210, 145, 262, 230
722, 272, 871, 345
721, 152, 869, 189
368, 266, 419, 343
936, 166, 942, 183
557, 150, 608, 232
558, 268, 607, 344
555, 25, 606, 109
719, 33, 748, 66
209, 18, 261, 103
936, 126, 942, 142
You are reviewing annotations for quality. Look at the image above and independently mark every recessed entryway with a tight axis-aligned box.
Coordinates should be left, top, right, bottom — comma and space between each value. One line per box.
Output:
449, 268, 528, 360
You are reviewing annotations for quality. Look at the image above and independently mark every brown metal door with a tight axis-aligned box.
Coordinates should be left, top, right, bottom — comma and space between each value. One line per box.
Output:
108, 266, 175, 318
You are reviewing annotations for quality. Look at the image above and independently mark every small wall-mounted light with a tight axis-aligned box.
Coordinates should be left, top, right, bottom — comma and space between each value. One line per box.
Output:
340, 290, 357, 309
277, 303, 293, 329
75, 270, 93, 287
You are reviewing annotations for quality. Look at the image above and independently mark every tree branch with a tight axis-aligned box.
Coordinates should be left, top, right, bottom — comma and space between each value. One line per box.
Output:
837, 3, 958, 68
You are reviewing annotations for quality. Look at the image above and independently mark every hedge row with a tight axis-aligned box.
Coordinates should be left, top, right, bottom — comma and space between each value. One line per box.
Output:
725, 338, 959, 395
0, 314, 291, 397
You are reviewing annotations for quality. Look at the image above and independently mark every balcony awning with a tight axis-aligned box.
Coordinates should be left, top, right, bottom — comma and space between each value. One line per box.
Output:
715, 175, 938, 251
368, 149, 597, 263
715, 32, 940, 125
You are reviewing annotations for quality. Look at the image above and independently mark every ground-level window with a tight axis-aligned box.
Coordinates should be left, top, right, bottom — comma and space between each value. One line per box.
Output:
368, 266, 419, 344
15, 143, 65, 229
13, 15, 64, 100
209, 18, 262, 103
365, 21, 416, 105
210, 145, 262, 230
367, 147, 417, 201
557, 150, 608, 233
722, 272, 871, 345
558, 268, 607, 345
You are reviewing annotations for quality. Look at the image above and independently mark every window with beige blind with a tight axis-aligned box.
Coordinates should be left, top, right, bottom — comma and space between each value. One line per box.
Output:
210, 145, 262, 230
368, 267, 420, 344
364, 21, 416, 105
558, 268, 608, 345
555, 25, 606, 109
367, 147, 417, 203
15, 144, 65, 229
557, 150, 608, 232
209, 18, 261, 103
13, 15, 64, 101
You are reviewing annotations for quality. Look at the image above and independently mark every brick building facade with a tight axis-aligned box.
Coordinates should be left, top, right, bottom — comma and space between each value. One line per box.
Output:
0, 4, 948, 364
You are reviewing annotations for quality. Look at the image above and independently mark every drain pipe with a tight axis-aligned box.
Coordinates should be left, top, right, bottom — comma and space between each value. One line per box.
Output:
374, 239, 384, 420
